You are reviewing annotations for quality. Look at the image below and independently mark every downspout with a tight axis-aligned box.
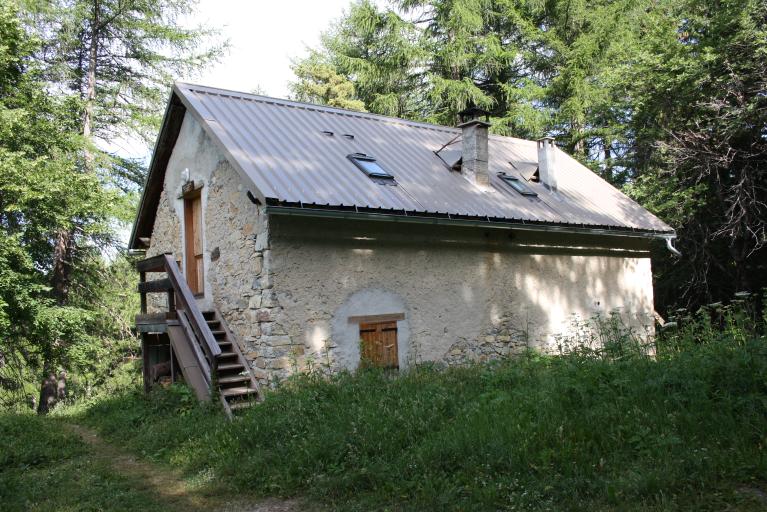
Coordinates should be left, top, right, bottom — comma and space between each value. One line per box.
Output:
665, 237, 682, 257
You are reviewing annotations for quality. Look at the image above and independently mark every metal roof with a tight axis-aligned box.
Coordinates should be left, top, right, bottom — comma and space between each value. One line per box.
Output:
129, 82, 674, 248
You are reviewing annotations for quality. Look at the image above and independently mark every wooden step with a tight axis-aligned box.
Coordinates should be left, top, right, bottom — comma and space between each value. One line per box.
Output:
216, 352, 238, 359
217, 362, 244, 372
211, 330, 226, 338
218, 375, 251, 385
222, 386, 258, 398
217, 341, 233, 347
201, 311, 215, 320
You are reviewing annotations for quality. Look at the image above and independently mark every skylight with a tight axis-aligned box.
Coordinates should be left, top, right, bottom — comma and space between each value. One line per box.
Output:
499, 173, 537, 197
347, 153, 394, 180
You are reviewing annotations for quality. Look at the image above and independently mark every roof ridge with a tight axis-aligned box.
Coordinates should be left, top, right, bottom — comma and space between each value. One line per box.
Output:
175, 81, 460, 135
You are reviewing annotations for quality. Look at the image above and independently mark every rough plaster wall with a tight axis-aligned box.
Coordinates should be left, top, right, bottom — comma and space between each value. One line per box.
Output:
268, 217, 655, 371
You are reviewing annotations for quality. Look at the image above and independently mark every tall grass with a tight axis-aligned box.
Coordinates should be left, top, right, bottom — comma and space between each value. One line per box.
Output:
73, 297, 767, 511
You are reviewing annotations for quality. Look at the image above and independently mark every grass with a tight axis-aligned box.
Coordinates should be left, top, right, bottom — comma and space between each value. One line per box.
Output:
0, 413, 180, 511
4, 300, 767, 511
70, 334, 767, 511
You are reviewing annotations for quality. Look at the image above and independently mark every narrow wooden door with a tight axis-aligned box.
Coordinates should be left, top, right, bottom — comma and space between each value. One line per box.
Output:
360, 321, 398, 369
183, 192, 204, 295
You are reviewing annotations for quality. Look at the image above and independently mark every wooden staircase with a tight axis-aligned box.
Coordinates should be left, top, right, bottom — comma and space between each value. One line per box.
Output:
204, 309, 260, 416
136, 254, 261, 418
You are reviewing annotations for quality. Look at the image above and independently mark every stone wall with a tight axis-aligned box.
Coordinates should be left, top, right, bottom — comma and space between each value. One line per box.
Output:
267, 216, 656, 374
145, 189, 182, 313
204, 161, 297, 383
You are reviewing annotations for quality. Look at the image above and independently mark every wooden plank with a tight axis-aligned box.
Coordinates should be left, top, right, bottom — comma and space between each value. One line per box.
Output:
183, 194, 204, 295
135, 253, 169, 272
381, 322, 398, 368
192, 196, 203, 255
141, 334, 150, 393
139, 271, 147, 313
348, 313, 405, 324
136, 313, 168, 324
136, 323, 168, 334
131, 97, 186, 248
167, 324, 211, 402
137, 278, 172, 294
192, 196, 204, 291
184, 197, 196, 293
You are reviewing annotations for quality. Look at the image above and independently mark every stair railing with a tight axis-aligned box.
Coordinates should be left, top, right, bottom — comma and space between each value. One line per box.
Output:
137, 253, 221, 379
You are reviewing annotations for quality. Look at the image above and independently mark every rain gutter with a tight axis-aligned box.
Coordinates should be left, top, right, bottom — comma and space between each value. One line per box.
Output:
264, 205, 677, 241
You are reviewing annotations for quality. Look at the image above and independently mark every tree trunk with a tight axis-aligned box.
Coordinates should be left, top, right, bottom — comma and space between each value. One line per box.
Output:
603, 138, 613, 180
82, 0, 99, 160
44, 0, 101, 410
51, 227, 76, 305
572, 119, 585, 155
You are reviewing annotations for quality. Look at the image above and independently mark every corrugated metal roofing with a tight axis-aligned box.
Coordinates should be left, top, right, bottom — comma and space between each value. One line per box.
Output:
174, 82, 673, 234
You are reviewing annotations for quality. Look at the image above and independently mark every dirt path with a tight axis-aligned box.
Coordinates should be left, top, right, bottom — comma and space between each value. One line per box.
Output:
65, 422, 305, 512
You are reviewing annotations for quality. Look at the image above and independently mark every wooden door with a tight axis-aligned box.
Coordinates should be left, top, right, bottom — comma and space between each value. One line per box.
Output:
360, 321, 398, 369
183, 192, 204, 295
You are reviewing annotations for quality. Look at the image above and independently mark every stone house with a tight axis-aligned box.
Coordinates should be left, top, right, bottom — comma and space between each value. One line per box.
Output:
131, 83, 676, 392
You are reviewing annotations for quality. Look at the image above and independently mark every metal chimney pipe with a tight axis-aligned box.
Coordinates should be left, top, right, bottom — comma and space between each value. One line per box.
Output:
537, 137, 557, 191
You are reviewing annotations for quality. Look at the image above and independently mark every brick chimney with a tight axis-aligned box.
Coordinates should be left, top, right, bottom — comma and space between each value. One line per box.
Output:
458, 107, 491, 187
537, 137, 557, 191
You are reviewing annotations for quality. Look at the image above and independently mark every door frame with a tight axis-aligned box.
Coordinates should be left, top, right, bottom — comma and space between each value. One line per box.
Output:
182, 184, 205, 297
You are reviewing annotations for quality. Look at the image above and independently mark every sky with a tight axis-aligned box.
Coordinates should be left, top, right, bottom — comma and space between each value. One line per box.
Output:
181, 0, 356, 98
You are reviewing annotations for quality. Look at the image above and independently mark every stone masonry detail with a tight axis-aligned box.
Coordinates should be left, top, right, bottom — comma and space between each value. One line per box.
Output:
443, 313, 533, 365
204, 162, 303, 386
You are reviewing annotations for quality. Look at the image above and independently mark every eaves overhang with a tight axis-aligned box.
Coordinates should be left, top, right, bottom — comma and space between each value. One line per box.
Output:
129, 91, 186, 250
263, 204, 677, 240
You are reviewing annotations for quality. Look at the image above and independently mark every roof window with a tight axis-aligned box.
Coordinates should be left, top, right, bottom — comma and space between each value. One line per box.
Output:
347, 153, 394, 180
499, 173, 537, 197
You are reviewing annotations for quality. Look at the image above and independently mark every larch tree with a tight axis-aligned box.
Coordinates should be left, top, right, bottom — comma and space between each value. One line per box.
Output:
290, 53, 367, 111
23, 0, 224, 305
0, 0, 112, 408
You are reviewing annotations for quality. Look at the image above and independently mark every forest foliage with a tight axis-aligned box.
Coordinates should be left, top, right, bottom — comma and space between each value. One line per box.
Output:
0, 0, 221, 408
